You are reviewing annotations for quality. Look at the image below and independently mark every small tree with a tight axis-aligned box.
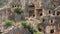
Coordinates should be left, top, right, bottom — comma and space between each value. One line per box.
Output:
12, 7, 23, 14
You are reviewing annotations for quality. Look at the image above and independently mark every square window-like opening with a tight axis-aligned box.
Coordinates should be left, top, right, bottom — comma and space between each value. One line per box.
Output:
29, 10, 34, 17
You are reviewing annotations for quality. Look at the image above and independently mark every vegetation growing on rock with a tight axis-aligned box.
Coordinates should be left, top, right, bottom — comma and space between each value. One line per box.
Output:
21, 21, 42, 34
4, 19, 13, 27
12, 7, 23, 14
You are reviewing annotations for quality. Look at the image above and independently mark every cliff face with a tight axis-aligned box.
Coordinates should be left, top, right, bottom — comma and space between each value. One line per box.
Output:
39, 0, 60, 9
0, 0, 60, 34
0, 0, 8, 8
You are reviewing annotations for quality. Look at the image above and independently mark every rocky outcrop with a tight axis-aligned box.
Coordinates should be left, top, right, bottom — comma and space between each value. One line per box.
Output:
3, 25, 31, 34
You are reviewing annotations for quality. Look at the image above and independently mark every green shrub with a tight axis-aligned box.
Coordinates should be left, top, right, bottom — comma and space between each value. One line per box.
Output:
21, 21, 29, 28
12, 7, 23, 14
21, 21, 42, 34
4, 19, 12, 26
21, 21, 37, 34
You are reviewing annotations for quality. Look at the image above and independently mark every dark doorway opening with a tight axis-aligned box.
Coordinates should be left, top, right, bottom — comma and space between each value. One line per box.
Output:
49, 10, 51, 14
57, 12, 60, 16
38, 28, 42, 32
50, 29, 54, 33
40, 13, 42, 16
33, 14, 35, 17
